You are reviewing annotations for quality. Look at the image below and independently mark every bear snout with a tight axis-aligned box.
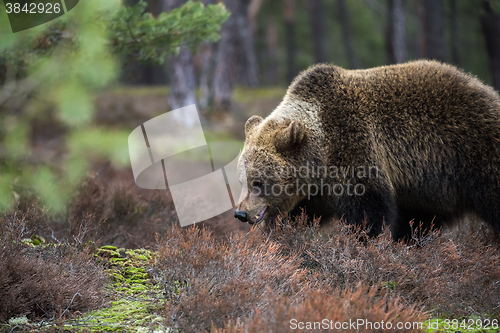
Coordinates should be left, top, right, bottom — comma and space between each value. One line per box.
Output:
234, 210, 249, 223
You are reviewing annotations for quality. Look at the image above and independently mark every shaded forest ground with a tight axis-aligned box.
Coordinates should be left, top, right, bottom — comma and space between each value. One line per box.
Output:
1, 87, 500, 332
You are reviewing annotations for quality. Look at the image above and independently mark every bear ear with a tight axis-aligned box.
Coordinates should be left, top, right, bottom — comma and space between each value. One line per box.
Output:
274, 121, 307, 152
245, 115, 263, 136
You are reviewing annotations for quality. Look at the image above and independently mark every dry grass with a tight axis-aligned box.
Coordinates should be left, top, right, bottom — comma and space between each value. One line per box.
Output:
62, 167, 250, 248
2, 169, 499, 329
62, 167, 177, 248
151, 211, 499, 332
266, 213, 500, 318
0, 205, 106, 323
152, 226, 313, 331
218, 284, 427, 333
150, 219, 432, 333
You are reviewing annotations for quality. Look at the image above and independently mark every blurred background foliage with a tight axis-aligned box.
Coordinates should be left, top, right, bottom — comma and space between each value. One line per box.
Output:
0, 0, 228, 212
0, 0, 499, 213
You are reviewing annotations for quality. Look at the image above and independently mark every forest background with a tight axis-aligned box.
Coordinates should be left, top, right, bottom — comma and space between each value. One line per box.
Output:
1, 0, 500, 331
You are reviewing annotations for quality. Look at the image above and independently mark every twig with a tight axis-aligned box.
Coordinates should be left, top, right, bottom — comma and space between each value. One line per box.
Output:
126, 16, 141, 44
8, 325, 20, 333
49, 228, 60, 244
61, 291, 82, 317
36, 302, 53, 320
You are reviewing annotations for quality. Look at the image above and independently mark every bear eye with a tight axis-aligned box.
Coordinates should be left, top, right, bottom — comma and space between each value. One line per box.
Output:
251, 180, 263, 188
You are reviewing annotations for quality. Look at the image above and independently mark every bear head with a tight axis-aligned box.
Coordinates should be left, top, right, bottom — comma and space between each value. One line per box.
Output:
235, 115, 309, 225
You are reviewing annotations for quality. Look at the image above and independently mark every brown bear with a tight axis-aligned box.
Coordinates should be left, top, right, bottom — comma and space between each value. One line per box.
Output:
234, 60, 500, 241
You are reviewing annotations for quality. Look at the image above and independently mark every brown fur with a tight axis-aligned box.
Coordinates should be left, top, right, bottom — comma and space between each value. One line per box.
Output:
236, 60, 500, 240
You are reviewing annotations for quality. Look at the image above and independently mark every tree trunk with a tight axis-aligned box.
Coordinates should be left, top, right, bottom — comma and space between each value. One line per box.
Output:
162, 0, 197, 127
337, 0, 361, 69
199, 42, 214, 110
198, 0, 215, 111
449, 0, 460, 66
248, 0, 263, 35
308, 0, 328, 63
414, 0, 425, 59
422, 0, 447, 61
245, 0, 262, 85
237, 0, 259, 87
213, 0, 257, 112
481, 0, 500, 91
168, 47, 197, 109
386, 0, 407, 64
284, 0, 297, 82
212, 3, 239, 112
263, 22, 279, 85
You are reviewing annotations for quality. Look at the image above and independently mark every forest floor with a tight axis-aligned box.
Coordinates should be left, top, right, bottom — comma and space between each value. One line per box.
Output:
1, 86, 500, 332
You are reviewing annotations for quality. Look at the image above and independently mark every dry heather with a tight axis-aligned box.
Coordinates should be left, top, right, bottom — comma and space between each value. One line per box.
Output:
64, 167, 250, 248
152, 225, 430, 332
1, 170, 499, 330
150, 213, 498, 332
0, 206, 106, 323
218, 284, 426, 333
266, 214, 500, 318
152, 226, 314, 331
64, 167, 177, 248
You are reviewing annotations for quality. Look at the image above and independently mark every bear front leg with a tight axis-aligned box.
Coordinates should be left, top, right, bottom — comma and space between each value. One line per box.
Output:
334, 180, 397, 238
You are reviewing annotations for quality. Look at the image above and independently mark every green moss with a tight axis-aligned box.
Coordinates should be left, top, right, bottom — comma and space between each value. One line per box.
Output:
100, 245, 118, 251
100, 250, 121, 259
111, 272, 125, 283
110, 257, 128, 263
122, 266, 148, 281
21, 238, 35, 246
383, 280, 396, 291
65, 299, 166, 332
19, 235, 47, 247
0, 245, 169, 332
8, 315, 29, 325
57, 246, 167, 332
125, 249, 150, 261
31, 234, 45, 245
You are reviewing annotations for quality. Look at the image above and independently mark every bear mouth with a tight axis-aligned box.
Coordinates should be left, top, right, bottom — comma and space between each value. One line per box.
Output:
248, 206, 267, 225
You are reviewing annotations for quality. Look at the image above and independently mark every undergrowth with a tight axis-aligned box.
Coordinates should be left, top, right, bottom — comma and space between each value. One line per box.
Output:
1, 171, 499, 332
0, 203, 106, 326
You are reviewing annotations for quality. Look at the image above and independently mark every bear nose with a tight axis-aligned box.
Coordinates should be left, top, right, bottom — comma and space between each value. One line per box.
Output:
234, 210, 248, 222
